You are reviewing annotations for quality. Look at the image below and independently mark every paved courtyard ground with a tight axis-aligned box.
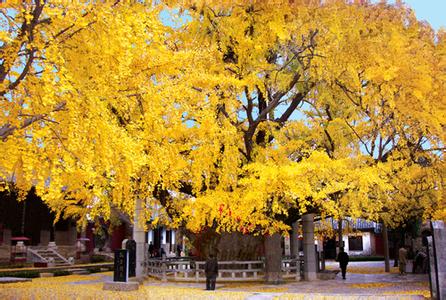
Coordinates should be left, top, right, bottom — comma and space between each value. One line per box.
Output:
0, 261, 430, 299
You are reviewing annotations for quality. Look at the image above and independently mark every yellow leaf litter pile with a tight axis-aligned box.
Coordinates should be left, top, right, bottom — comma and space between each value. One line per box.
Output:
0, 274, 431, 299
0, 275, 249, 300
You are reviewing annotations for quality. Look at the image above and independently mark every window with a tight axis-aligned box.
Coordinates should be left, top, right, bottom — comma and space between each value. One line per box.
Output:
348, 236, 363, 251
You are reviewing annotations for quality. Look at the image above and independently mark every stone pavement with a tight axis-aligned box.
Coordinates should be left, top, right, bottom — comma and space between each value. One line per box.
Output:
0, 277, 31, 284
61, 261, 429, 299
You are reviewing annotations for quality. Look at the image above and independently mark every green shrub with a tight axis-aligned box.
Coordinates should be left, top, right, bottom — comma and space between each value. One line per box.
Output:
0, 270, 40, 278
349, 256, 384, 261
0, 263, 32, 269
86, 267, 101, 273
90, 255, 106, 263
52, 270, 71, 277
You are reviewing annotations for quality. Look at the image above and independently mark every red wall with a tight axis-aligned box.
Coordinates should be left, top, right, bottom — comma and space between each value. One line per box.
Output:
110, 224, 126, 250
86, 223, 95, 253
375, 234, 384, 256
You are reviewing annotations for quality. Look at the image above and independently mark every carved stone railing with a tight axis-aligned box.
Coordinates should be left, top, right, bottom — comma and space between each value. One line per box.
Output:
282, 257, 303, 280
27, 247, 47, 263
147, 257, 303, 282
27, 247, 71, 265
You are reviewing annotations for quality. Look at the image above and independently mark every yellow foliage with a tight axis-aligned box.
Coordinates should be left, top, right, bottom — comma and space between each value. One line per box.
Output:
0, 0, 444, 233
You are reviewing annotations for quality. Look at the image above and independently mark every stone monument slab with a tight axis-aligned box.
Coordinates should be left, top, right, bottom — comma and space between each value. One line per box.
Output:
125, 239, 136, 278
114, 249, 128, 282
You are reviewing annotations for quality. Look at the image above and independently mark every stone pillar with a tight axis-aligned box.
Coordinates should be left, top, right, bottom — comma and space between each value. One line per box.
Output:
133, 198, 146, 277
429, 221, 446, 300
284, 235, 291, 256
302, 213, 317, 281
428, 236, 437, 299
290, 221, 299, 257
337, 218, 343, 255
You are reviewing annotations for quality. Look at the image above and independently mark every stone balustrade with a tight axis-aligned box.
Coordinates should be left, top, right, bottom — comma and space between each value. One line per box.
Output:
146, 257, 302, 282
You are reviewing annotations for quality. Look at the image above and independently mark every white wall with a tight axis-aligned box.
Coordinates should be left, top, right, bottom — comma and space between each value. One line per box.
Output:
343, 232, 373, 256
147, 230, 154, 244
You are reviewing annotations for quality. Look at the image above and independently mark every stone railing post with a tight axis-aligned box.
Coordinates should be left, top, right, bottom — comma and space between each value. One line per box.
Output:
133, 198, 146, 277
195, 262, 200, 282
295, 257, 300, 281
161, 259, 167, 282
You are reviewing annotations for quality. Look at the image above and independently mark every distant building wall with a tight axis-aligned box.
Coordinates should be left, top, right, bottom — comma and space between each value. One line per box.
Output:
343, 232, 375, 256
54, 225, 77, 245
111, 224, 126, 250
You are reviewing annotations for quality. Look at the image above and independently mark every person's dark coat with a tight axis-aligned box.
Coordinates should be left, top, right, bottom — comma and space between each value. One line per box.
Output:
337, 251, 349, 267
160, 248, 166, 258
204, 257, 219, 279
337, 249, 349, 279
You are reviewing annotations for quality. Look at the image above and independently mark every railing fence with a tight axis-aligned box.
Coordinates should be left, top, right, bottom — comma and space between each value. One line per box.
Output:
147, 257, 304, 282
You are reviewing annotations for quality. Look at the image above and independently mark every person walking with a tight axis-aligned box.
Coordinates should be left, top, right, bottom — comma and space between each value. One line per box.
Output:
148, 241, 154, 258
204, 253, 218, 290
160, 247, 166, 259
398, 245, 408, 275
337, 247, 349, 280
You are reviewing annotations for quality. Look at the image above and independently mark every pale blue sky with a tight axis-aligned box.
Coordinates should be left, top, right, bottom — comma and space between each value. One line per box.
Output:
402, 0, 446, 30
159, 2, 445, 31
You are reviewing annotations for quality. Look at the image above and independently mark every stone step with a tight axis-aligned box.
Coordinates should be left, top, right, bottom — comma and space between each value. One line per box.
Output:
38, 254, 60, 257
41, 256, 66, 261
30, 248, 69, 264
40, 254, 63, 258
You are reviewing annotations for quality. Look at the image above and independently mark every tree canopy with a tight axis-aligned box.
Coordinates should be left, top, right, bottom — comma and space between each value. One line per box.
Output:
1, 0, 444, 232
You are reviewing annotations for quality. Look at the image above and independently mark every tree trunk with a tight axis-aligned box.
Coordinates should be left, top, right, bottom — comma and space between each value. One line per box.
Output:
20, 201, 26, 236
290, 221, 299, 257
383, 222, 390, 272
337, 218, 343, 254
189, 231, 258, 260
264, 233, 283, 284
50, 225, 55, 242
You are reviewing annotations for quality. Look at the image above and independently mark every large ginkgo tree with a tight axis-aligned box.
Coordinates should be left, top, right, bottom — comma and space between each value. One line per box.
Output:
1, 0, 444, 282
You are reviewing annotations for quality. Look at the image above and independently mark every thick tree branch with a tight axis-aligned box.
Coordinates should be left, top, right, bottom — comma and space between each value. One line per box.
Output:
0, 49, 36, 97
0, 101, 67, 141
272, 73, 301, 102
0, 1, 44, 88
244, 86, 254, 124
276, 92, 304, 124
